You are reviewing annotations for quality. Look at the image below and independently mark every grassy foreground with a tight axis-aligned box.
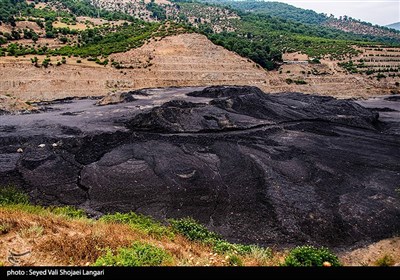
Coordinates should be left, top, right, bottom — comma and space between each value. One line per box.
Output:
0, 186, 341, 266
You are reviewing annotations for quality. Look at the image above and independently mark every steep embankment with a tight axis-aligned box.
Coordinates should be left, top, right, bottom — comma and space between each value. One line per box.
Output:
0, 33, 269, 103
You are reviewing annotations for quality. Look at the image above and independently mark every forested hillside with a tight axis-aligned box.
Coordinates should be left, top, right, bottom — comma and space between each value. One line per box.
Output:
202, 0, 327, 24
387, 22, 400, 31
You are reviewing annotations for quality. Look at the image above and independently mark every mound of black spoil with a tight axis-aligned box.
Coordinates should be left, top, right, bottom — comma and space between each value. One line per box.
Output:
1, 86, 399, 249
186, 85, 263, 98
385, 95, 400, 102
128, 88, 380, 132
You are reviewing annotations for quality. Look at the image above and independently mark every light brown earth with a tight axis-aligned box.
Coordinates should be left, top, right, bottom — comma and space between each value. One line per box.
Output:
0, 33, 270, 103
0, 206, 282, 266
0, 33, 397, 110
339, 237, 400, 266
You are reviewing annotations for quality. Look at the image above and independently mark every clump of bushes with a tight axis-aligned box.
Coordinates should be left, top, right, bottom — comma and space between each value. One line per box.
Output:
93, 241, 173, 266
169, 217, 271, 257
48, 206, 86, 219
286, 78, 307, 85
169, 217, 220, 242
282, 245, 341, 267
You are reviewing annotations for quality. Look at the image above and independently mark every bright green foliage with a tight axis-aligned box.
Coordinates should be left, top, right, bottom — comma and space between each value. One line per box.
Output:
169, 217, 221, 242
283, 245, 341, 267
169, 217, 271, 256
100, 212, 174, 240
48, 206, 86, 219
227, 254, 243, 266
146, 2, 167, 20
0, 186, 29, 206
93, 242, 173, 266
42, 57, 51, 68
212, 239, 252, 255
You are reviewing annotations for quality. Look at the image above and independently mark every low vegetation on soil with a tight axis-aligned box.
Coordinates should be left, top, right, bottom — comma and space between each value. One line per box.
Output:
0, 186, 347, 267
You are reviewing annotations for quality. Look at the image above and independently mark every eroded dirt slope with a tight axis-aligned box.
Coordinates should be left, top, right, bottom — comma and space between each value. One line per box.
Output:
0, 33, 398, 111
0, 34, 269, 104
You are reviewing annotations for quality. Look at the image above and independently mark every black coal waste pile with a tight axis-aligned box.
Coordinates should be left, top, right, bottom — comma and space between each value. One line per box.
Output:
1, 86, 399, 249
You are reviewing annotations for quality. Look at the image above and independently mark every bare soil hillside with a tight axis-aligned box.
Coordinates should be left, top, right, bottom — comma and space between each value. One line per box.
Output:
0, 33, 270, 104
0, 33, 397, 112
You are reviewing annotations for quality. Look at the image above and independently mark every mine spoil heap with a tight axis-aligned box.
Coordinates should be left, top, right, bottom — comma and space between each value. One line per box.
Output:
0, 86, 399, 249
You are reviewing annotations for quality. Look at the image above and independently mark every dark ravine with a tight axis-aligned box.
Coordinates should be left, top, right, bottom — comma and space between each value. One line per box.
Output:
0, 86, 399, 250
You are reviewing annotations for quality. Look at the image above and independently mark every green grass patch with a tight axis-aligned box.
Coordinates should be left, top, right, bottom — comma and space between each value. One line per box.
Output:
169, 217, 271, 258
93, 241, 173, 266
0, 186, 29, 206
282, 245, 341, 267
0, 186, 86, 219
48, 206, 86, 219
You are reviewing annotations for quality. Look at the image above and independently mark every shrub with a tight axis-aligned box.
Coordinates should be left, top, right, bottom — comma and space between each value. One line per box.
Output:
0, 186, 29, 206
376, 73, 386, 80
227, 254, 243, 266
93, 242, 173, 266
169, 217, 271, 257
100, 212, 173, 239
0, 223, 12, 234
213, 239, 253, 255
282, 245, 341, 267
309, 58, 321, 64
285, 78, 293, 84
294, 79, 307, 85
49, 206, 86, 219
169, 217, 220, 242
42, 58, 51, 68
375, 255, 395, 266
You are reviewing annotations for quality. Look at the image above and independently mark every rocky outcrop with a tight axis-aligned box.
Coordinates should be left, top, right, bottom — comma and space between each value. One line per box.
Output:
0, 86, 399, 249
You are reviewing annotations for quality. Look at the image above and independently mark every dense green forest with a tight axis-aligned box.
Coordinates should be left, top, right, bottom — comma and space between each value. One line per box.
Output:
200, 0, 328, 25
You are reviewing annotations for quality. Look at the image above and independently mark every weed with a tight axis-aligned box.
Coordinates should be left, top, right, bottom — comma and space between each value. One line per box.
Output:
282, 245, 340, 267
0, 186, 29, 206
227, 254, 243, 266
0, 222, 12, 234
49, 206, 86, 219
94, 242, 173, 266
169, 217, 220, 242
375, 255, 395, 266
248, 245, 273, 264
